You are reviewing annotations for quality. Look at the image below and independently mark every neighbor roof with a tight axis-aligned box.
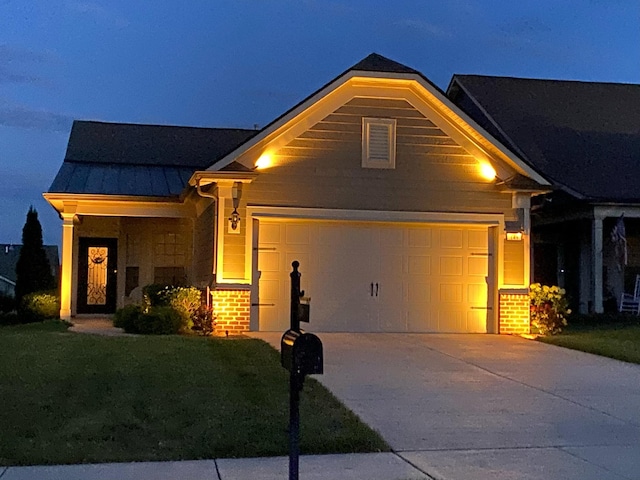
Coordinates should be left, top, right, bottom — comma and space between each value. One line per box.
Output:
49, 121, 257, 196
0, 244, 59, 283
449, 75, 640, 202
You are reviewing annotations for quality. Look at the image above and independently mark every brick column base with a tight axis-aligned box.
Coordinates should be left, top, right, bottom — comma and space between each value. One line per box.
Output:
499, 289, 530, 334
211, 288, 250, 334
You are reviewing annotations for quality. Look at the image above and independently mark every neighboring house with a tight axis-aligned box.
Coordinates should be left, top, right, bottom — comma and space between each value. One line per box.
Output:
0, 244, 60, 297
448, 76, 640, 314
44, 53, 551, 333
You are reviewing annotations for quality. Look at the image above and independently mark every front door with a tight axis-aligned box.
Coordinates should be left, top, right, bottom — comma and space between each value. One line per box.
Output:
77, 238, 118, 314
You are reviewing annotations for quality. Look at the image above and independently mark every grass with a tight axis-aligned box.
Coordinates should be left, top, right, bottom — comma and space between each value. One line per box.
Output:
0, 321, 388, 465
537, 315, 640, 364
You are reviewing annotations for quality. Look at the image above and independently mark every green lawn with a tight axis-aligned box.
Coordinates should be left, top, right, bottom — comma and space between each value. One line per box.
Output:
0, 321, 388, 465
538, 322, 640, 365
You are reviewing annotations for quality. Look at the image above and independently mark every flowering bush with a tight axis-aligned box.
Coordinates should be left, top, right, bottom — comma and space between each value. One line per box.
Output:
529, 283, 571, 335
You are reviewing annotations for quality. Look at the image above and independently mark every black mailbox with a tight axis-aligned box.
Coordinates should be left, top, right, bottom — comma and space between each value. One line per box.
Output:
281, 329, 323, 376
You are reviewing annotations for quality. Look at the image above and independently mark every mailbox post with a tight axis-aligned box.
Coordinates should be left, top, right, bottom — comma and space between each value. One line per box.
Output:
281, 261, 322, 480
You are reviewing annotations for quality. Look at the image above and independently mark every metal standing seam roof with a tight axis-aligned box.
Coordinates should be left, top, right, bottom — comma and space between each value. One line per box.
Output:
48, 121, 258, 197
449, 75, 640, 202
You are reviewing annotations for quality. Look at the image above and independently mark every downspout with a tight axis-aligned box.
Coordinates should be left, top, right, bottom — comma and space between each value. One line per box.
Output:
195, 178, 218, 289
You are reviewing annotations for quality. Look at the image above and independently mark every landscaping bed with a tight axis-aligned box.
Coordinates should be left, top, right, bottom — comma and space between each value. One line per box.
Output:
0, 321, 388, 465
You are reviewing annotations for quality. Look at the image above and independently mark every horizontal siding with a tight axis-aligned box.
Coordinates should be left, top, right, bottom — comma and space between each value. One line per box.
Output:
245, 96, 512, 214
223, 204, 246, 279
504, 239, 525, 285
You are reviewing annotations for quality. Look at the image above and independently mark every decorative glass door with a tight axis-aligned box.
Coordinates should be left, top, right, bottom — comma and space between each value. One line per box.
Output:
78, 238, 118, 314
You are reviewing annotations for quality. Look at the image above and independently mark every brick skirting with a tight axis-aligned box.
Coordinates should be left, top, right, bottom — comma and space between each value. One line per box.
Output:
499, 289, 530, 334
211, 288, 250, 334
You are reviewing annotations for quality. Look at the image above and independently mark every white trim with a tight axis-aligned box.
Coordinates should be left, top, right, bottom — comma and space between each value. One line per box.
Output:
362, 117, 396, 169
208, 71, 550, 187
247, 206, 503, 225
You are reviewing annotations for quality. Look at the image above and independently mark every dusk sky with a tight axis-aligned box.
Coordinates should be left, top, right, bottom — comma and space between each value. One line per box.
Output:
1, 0, 638, 248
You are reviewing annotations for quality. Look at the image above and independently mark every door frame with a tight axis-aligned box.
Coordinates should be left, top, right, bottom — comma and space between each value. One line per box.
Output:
77, 237, 118, 314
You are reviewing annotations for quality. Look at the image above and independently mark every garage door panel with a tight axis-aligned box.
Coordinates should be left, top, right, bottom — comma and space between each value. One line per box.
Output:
260, 223, 283, 244
409, 228, 432, 248
440, 256, 463, 276
440, 229, 463, 249
467, 310, 488, 333
439, 283, 463, 303
468, 256, 487, 276
468, 229, 488, 249
408, 254, 431, 275
285, 224, 311, 245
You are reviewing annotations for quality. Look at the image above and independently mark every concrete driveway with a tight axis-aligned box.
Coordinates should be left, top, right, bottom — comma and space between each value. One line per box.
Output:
253, 333, 640, 480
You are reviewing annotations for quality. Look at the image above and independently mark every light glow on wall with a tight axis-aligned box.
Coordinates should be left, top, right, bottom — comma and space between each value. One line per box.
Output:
478, 161, 497, 181
255, 153, 273, 170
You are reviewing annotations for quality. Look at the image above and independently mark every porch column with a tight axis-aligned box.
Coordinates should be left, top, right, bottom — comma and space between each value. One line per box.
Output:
592, 215, 604, 313
60, 213, 75, 320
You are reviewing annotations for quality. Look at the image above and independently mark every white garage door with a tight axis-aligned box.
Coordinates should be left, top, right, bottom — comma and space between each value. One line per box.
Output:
255, 219, 490, 333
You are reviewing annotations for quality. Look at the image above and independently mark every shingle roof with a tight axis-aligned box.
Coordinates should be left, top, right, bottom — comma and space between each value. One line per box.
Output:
349, 53, 422, 75
449, 75, 640, 202
49, 121, 257, 196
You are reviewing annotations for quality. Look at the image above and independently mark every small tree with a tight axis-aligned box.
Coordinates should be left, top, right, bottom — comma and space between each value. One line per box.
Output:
15, 207, 55, 303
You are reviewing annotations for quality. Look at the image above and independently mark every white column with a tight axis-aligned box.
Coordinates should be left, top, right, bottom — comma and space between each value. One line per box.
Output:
592, 216, 604, 313
60, 214, 75, 320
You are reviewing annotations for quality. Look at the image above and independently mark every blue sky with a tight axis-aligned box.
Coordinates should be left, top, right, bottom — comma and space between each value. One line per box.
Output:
1, 0, 638, 247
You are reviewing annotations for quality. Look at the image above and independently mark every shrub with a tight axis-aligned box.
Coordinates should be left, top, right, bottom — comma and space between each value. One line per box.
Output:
0, 312, 20, 326
0, 293, 16, 313
134, 306, 184, 335
142, 284, 169, 309
114, 304, 143, 332
192, 304, 216, 336
18, 292, 60, 323
142, 284, 202, 333
530, 283, 571, 335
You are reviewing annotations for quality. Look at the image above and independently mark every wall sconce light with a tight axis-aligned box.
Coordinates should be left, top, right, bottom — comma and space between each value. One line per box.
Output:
505, 220, 524, 241
228, 182, 242, 233
506, 231, 523, 241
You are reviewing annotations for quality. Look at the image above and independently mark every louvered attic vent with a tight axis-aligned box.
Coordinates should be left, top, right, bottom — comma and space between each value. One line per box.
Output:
362, 117, 396, 169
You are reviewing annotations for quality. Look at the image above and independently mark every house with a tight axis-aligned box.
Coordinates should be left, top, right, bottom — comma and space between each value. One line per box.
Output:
0, 244, 60, 297
447, 75, 640, 313
44, 53, 551, 333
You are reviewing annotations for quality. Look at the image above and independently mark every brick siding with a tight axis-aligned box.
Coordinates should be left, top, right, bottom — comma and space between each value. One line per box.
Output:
499, 289, 530, 334
211, 288, 250, 334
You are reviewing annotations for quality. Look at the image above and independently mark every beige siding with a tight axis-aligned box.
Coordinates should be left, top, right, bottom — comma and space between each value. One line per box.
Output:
245, 97, 512, 214
504, 239, 525, 286
193, 202, 215, 287
222, 204, 246, 280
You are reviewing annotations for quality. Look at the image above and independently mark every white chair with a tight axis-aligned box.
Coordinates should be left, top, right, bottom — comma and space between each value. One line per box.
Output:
619, 274, 640, 314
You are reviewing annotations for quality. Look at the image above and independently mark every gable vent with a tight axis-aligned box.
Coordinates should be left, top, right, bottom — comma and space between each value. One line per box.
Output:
362, 117, 396, 169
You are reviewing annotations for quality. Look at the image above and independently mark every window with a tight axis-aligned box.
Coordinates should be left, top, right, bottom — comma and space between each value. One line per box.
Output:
362, 117, 396, 169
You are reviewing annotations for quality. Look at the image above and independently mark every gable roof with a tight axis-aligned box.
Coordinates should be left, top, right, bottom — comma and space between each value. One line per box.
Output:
49, 121, 256, 197
448, 75, 640, 202
206, 54, 549, 186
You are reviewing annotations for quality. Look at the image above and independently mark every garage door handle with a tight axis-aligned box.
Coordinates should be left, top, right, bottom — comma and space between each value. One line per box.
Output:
370, 283, 374, 296
375, 283, 379, 297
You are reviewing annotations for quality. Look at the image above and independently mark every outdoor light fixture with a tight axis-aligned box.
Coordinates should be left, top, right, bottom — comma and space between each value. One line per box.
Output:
228, 182, 242, 232
505, 219, 524, 241
478, 161, 497, 181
